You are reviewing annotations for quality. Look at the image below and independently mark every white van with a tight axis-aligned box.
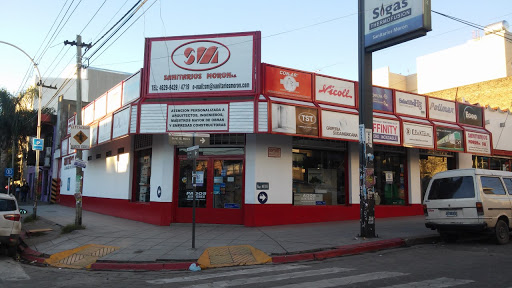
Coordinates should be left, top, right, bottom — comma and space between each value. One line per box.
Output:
423, 168, 512, 244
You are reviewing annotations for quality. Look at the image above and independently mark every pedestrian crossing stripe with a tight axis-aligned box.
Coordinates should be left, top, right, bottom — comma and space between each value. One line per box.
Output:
147, 265, 475, 287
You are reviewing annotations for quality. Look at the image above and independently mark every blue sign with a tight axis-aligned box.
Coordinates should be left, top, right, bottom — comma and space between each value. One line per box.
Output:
224, 203, 240, 209
4, 168, 13, 177
32, 138, 44, 151
373, 87, 393, 112
258, 191, 268, 204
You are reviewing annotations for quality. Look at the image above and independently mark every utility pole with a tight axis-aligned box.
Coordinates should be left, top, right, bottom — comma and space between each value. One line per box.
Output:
64, 35, 91, 226
358, 0, 376, 238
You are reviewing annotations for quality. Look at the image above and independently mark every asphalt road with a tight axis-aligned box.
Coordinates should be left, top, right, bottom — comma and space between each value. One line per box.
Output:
1, 236, 512, 288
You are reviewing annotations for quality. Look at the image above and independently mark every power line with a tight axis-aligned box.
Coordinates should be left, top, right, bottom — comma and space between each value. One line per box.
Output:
84, 0, 142, 56
80, 0, 107, 34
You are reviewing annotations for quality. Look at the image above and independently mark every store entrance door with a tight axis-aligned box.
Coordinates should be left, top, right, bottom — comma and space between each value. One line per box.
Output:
174, 157, 244, 224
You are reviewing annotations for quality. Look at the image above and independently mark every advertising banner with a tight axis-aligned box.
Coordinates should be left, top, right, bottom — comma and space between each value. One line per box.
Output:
436, 126, 464, 151
465, 131, 491, 155
373, 118, 400, 144
271, 104, 318, 136
364, 0, 431, 50
315, 75, 356, 107
122, 72, 141, 106
403, 122, 433, 149
458, 103, 483, 127
373, 87, 393, 112
90, 123, 98, 147
83, 104, 94, 125
98, 116, 112, 144
94, 94, 107, 121
264, 65, 312, 101
395, 91, 426, 118
321, 110, 359, 141
429, 98, 456, 123
112, 108, 130, 139
167, 104, 229, 132
107, 84, 122, 114
146, 32, 259, 95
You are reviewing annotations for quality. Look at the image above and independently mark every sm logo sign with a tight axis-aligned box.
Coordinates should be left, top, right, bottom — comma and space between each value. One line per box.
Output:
172, 40, 231, 71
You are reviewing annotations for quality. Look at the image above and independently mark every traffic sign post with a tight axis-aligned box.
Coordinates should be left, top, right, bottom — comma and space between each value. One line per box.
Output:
4, 168, 14, 177
70, 125, 90, 149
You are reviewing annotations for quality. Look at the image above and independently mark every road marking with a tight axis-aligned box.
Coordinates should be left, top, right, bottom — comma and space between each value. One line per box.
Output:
0, 259, 30, 281
381, 277, 474, 287
147, 264, 309, 284
275, 272, 408, 288
182, 267, 354, 288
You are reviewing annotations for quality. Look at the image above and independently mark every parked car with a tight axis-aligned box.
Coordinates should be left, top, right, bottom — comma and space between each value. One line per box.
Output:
0, 193, 27, 256
423, 168, 512, 244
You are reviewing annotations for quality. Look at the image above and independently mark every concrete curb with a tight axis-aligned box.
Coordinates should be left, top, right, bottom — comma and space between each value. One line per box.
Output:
271, 238, 406, 263
18, 235, 439, 271
89, 262, 196, 271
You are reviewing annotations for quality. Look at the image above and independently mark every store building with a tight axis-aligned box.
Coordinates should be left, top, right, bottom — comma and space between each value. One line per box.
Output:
56, 31, 512, 226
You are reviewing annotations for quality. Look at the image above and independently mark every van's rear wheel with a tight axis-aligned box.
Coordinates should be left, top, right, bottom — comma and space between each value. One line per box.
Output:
495, 219, 510, 245
439, 231, 458, 243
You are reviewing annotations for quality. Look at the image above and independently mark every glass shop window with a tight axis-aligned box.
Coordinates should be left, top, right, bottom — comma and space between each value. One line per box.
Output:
292, 149, 347, 206
135, 148, 151, 202
374, 151, 407, 205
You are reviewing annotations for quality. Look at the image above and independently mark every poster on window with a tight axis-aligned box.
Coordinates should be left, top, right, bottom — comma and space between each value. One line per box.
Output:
373, 87, 393, 112
373, 118, 400, 145
465, 131, 491, 155
403, 122, 434, 149
321, 110, 359, 141
436, 126, 464, 151
271, 103, 318, 136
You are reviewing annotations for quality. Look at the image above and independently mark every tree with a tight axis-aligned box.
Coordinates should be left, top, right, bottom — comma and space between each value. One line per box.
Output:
0, 87, 52, 190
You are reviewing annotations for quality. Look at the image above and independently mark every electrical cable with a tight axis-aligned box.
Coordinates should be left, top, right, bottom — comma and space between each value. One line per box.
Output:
83, 0, 142, 56
80, 0, 107, 34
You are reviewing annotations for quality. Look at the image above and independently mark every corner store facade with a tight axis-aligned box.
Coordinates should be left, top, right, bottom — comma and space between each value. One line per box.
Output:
57, 31, 510, 226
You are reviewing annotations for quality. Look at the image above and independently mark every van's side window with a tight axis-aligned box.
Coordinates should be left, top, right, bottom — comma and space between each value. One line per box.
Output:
481, 177, 507, 195
428, 176, 475, 200
503, 178, 512, 194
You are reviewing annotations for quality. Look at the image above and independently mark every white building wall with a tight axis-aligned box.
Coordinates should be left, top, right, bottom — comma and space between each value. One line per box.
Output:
245, 134, 292, 204
407, 148, 421, 204
484, 108, 512, 152
60, 154, 77, 196
417, 34, 510, 94
82, 136, 132, 199
149, 134, 175, 202
348, 142, 360, 205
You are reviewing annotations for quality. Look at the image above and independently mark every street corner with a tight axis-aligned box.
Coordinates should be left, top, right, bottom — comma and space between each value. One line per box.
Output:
197, 245, 272, 269
44, 244, 119, 269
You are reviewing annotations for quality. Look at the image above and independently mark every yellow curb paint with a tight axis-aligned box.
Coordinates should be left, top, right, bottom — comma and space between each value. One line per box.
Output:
44, 244, 119, 269
197, 245, 272, 269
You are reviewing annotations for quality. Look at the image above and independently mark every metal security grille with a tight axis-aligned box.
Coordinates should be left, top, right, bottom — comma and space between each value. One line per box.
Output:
210, 134, 245, 145
135, 134, 152, 150
374, 144, 406, 153
292, 137, 347, 151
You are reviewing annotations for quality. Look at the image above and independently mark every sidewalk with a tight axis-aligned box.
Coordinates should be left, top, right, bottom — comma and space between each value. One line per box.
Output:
18, 203, 439, 270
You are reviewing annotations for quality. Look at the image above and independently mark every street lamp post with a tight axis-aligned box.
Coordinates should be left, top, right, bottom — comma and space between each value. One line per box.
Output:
0, 41, 43, 217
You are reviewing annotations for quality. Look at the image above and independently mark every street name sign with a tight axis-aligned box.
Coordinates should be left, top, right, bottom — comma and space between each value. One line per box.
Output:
169, 132, 210, 147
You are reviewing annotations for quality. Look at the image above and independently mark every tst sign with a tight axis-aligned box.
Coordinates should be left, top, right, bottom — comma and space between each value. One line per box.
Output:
145, 31, 260, 96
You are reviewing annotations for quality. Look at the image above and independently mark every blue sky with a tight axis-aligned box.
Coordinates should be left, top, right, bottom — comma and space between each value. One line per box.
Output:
1, 0, 511, 97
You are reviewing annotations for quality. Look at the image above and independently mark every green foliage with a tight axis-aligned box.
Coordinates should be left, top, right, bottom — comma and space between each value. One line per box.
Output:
22, 214, 38, 223
61, 224, 86, 234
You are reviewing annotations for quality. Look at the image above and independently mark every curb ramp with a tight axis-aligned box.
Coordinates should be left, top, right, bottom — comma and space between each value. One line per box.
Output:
44, 244, 119, 269
197, 245, 272, 269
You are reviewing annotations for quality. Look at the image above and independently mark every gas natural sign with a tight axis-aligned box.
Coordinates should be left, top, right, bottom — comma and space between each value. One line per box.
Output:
145, 31, 260, 96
